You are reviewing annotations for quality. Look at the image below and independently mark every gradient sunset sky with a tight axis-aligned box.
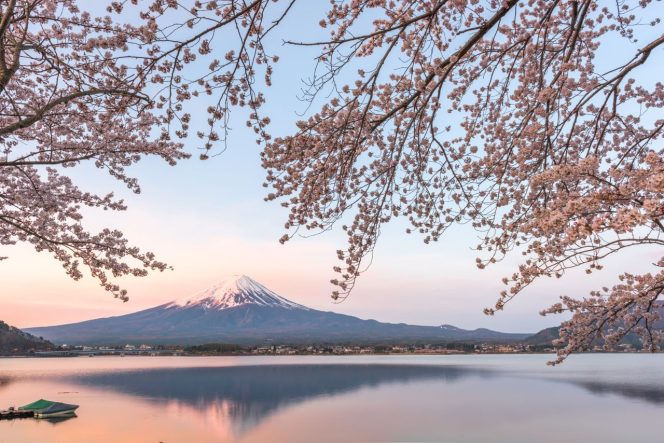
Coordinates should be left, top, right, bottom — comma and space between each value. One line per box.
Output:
1, 1, 659, 332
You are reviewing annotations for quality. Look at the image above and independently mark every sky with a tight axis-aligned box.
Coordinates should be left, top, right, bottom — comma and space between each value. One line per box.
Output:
1, 1, 661, 332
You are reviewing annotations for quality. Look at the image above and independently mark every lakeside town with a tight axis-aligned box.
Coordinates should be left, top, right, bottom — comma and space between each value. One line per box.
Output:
7, 342, 547, 357
10, 341, 644, 358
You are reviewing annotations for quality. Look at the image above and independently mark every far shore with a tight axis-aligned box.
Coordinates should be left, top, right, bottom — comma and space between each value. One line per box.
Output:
5, 350, 652, 359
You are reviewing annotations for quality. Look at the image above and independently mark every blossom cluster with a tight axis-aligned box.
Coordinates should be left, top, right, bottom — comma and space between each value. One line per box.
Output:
259, 0, 664, 360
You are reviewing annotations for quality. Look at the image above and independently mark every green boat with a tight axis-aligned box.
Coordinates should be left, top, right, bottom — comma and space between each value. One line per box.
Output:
19, 399, 79, 418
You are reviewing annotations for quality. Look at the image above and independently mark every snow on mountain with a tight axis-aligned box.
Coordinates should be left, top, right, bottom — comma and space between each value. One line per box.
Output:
168, 275, 308, 311
25, 274, 531, 345
439, 324, 463, 331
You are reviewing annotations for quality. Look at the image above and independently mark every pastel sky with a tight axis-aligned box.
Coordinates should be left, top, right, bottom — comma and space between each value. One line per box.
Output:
1, 1, 660, 332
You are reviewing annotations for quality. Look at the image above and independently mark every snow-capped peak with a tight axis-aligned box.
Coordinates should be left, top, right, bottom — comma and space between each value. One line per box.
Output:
169, 274, 308, 311
439, 324, 463, 331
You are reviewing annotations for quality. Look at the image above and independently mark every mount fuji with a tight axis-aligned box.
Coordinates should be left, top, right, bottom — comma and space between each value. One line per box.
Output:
25, 275, 529, 345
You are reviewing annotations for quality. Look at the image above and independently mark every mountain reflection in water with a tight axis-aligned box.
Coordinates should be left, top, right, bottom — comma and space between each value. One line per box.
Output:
63, 361, 664, 436
3, 356, 664, 442
573, 380, 664, 404
67, 364, 488, 433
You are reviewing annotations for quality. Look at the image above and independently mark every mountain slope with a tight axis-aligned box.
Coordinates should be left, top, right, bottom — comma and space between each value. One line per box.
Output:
523, 326, 560, 346
26, 275, 529, 345
524, 306, 664, 348
0, 320, 54, 354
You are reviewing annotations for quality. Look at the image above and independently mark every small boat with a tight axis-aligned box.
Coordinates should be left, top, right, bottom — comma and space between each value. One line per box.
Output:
19, 399, 79, 418
35, 402, 79, 418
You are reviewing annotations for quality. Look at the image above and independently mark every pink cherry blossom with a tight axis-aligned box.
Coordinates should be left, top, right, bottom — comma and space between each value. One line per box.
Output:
4, 1, 664, 363
259, 0, 664, 362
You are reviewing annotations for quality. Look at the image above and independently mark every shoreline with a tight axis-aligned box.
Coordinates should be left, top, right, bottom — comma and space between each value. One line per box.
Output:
2, 350, 652, 358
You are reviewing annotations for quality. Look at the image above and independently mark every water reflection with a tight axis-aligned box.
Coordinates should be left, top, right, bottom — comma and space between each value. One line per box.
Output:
3, 357, 664, 442
68, 364, 488, 434
574, 381, 664, 405
41, 414, 78, 425
68, 362, 664, 412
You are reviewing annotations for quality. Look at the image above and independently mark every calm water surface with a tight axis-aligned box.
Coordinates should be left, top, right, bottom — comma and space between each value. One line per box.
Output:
1, 354, 663, 442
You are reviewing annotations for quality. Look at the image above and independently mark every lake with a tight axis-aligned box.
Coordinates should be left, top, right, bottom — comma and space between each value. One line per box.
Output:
1, 354, 663, 442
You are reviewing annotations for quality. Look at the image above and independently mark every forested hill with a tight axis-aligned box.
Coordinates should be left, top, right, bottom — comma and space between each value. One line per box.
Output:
524, 306, 664, 349
0, 320, 53, 354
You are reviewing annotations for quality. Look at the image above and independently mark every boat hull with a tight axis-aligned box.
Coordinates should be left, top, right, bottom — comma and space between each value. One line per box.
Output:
35, 407, 78, 418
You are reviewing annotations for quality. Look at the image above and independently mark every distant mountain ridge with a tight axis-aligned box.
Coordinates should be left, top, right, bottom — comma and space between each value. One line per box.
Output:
524, 305, 664, 348
0, 320, 53, 354
26, 275, 530, 346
